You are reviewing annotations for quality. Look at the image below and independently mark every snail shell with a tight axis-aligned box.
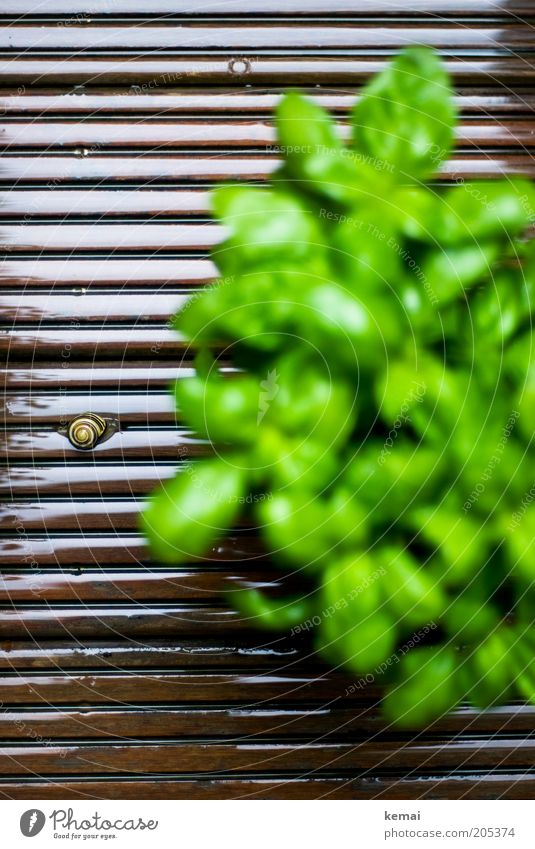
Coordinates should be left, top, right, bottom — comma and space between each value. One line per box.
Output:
67, 414, 107, 450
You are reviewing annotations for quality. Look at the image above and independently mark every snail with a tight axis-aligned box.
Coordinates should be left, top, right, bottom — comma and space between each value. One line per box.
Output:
67, 413, 107, 450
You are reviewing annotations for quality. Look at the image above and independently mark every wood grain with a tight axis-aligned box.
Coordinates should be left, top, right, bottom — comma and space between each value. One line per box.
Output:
2, 58, 535, 88
0, 258, 217, 289
3, 0, 535, 14
3, 119, 535, 152
0, 703, 532, 739
0, 671, 359, 704
0, 738, 533, 776
1, 24, 534, 53
2, 153, 535, 185
0, 638, 304, 670
0, 568, 285, 601
1, 428, 204, 461
0, 535, 263, 567
0, 775, 532, 800
2, 89, 535, 116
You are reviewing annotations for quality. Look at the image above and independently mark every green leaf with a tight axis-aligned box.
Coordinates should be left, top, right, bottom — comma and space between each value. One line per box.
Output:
276, 91, 393, 205
383, 646, 461, 727
433, 179, 534, 245
421, 242, 500, 303
275, 91, 342, 158
141, 459, 247, 562
211, 185, 324, 273
352, 46, 456, 180
175, 373, 261, 444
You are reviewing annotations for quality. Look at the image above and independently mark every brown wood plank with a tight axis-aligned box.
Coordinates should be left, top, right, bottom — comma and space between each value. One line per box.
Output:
0, 499, 232, 533
6, 120, 535, 155
0, 292, 192, 323
0, 639, 303, 670
0, 259, 217, 288
1, 391, 175, 424
0, 25, 532, 53
1, 154, 533, 186
1, 58, 534, 88
0, 535, 262, 567
0, 223, 222, 252
0, 568, 283, 602
0, 499, 145, 532
0, 671, 358, 704
0, 189, 211, 218
0, 366, 188, 390
3, 119, 534, 154
0, 778, 356, 800
0, 465, 174, 496
0, 329, 183, 358
0, 706, 367, 740
0, 738, 533, 775
2, 89, 535, 117
350, 775, 535, 800
0, 606, 248, 639
0, 775, 532, 800
0, 120, 277, 150
0, 151, 275, 183
1, 428, 204, 461
0, 703, 533, 739
0, 118, 274, 152
3, 0, 535, 14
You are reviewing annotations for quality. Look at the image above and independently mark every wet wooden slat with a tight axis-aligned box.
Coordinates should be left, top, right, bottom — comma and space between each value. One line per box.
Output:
0, 366, 189, 389
0, 223, 222, 252
0, 189, 211, 218
0, 258, 217, 288
0, 737, 533, 775
0, 535, 262, 568
0, 499, 163, 532
0, 464, 175, 496
4, 118, 535, 153
0, 568, 282, 602
0, 706, 369, 740
0, 606, 248, 639
0, 292, 192, 323
1, 25, 533, 53
6, 0, 533, 17
350, 774, 535, 800
0, 671, 358, 704
3, 0, 535, 14
1, 391, 175, 424
0, 638, 303, 670
2, 89, 535, 116
1, 153, 534, 186
0, 706, 359, 741
0, 703, 533, 739
0, 774, 533, 800
0, 154, 278, 184
0, 778, 357, 800
2, 57, 535, 88
0, 329, 183, 359
0, 428, 204, 461
0, 120, 277, 150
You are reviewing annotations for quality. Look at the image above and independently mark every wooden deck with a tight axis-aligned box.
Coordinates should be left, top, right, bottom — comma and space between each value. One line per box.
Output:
1, 1, 534, 799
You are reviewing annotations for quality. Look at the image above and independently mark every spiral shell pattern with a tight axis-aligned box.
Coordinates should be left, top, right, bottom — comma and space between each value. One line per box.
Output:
67, 414, 107, 450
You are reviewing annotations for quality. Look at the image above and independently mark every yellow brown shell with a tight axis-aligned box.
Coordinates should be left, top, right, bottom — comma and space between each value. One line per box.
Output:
67, 414, 107, 450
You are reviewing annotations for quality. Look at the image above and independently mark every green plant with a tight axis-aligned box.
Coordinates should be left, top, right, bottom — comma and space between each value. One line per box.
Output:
143, 47, 535, 728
